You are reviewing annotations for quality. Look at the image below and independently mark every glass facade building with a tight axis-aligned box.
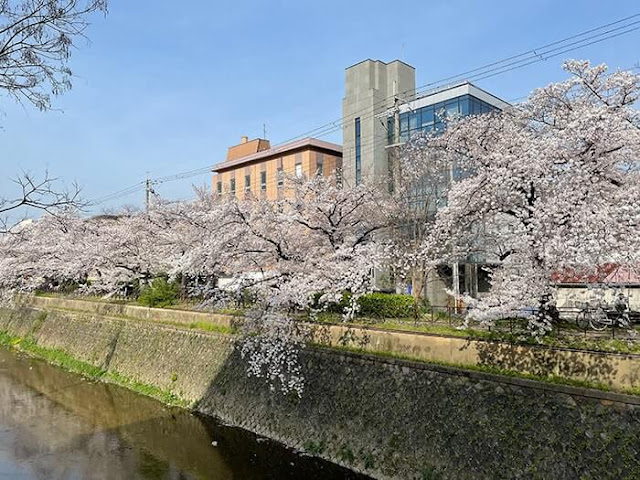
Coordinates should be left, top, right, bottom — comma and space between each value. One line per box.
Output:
384, 88, 505, 299
387, 94, 500, 145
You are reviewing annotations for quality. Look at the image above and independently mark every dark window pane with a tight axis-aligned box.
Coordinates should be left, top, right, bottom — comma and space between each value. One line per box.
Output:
471, 98, 480, 114
355, 117, 361, 184
399, 112, 409, 142
399, 112, 409, 130
445, 99, 459, 117
409, 111, 419, 132
316, 152, 324, 176
459, 96, 470, 116
421, 107, 434, 128
387, 117, 395, 144
434, 102, 446, 121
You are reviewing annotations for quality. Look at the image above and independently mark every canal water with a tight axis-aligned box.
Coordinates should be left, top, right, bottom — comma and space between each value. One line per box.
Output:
0, 348, 370, 479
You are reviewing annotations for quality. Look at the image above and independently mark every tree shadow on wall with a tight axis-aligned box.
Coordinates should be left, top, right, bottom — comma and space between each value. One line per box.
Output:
193, 346, 375, 480
474, 339, 623, 388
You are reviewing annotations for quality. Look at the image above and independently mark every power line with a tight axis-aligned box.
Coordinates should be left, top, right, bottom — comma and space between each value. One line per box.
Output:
275, 13, 640, 146
90, 13, 640, 206
287, 21, 640, 144
89, 182, 146, 205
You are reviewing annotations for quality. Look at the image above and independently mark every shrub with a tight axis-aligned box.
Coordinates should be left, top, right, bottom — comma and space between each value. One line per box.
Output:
311, 292, 418, 319
311, 291, 352, 313
138, 277, 179, 308
357, 292, 417, 319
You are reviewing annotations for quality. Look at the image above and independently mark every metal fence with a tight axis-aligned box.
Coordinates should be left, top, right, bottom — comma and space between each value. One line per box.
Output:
359, 303, 639, 341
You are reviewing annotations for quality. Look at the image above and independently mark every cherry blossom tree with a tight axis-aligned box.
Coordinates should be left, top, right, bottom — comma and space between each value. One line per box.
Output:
6, 60, 638, 391
215, 175, 395, 395
402, 60, 640, 335
0, 175, 396, 395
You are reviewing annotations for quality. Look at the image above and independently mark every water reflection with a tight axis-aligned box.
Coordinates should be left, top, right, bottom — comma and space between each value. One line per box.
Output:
0, 348, 369, 479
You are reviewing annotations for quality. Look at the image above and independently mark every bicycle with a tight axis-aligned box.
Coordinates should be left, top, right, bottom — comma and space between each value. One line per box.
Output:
575, 301, 610, 331
576, 301, 630, 331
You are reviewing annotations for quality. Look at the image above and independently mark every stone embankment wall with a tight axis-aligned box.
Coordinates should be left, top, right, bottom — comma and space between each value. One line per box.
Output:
0, 306, 234, 402
1, 306, 640, 479
25, 296, 640, 393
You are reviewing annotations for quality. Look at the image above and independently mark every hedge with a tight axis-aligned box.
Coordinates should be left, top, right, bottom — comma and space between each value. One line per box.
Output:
357, 292, 417, 318
313, 292, 418, 318
138, 277, 180, 308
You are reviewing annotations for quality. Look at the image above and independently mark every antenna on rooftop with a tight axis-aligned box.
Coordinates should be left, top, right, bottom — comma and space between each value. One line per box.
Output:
263, 123, 267, 140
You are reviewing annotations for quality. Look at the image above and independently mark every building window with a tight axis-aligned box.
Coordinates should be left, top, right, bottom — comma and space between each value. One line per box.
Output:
260, 171, 267, 190
459, 95, 470, 116
277, 168, 283, 188
399, 113, 408, 143
316, 152, 323, 176
230, 178, 236, 195
245, 174, 251, 192
295, 162, 303, 178
387, 95, 499, 142
445, 99, 459, 118
421, 107, 434, 131
216, 181, 222, 195
409, 111, 419, 136
355, 117, 361, 185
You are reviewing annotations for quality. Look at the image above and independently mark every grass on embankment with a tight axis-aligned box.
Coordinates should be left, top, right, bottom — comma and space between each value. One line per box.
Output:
311, 311, 640, 356
35, 304, 235, 336
0, 330, 188, 407
34, 293, 640, 356
327, 343, 640, 397
372, 321, 640, 355
34, 291, 246, 316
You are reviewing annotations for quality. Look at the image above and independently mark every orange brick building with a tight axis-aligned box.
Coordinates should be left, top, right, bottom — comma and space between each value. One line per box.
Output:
212, 136, 343, 200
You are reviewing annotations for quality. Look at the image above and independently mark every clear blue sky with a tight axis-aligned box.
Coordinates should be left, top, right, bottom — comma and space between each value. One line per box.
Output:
2, 0, 639, 214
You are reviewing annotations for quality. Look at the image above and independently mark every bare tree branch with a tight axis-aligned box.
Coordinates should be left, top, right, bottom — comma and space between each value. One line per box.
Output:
0, 0, 108, 111
0, 170, 85, 232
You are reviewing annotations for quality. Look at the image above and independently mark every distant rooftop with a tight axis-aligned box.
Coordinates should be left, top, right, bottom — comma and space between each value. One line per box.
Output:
379, 81, 510, 118
227, 136, 271, 162
213, 137, 342, 173
345, 58, 415, 70
405, 81, 509, 112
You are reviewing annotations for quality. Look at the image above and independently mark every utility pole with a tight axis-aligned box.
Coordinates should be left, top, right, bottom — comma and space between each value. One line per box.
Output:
145, 176, 156, 215
145, 177, 150, 214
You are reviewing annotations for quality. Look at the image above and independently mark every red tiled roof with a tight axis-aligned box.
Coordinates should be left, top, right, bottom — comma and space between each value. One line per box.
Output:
552, 264, 640, 284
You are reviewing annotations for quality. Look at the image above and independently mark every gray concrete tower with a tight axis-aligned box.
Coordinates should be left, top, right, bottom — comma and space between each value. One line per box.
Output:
342, 59, 415, 187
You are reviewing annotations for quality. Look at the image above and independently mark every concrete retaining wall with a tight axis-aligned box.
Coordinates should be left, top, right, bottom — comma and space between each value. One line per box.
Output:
2, 305, 640, 479
23, 295, 235, 328
0, 307, 233, 403
24, 296, 640, 393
